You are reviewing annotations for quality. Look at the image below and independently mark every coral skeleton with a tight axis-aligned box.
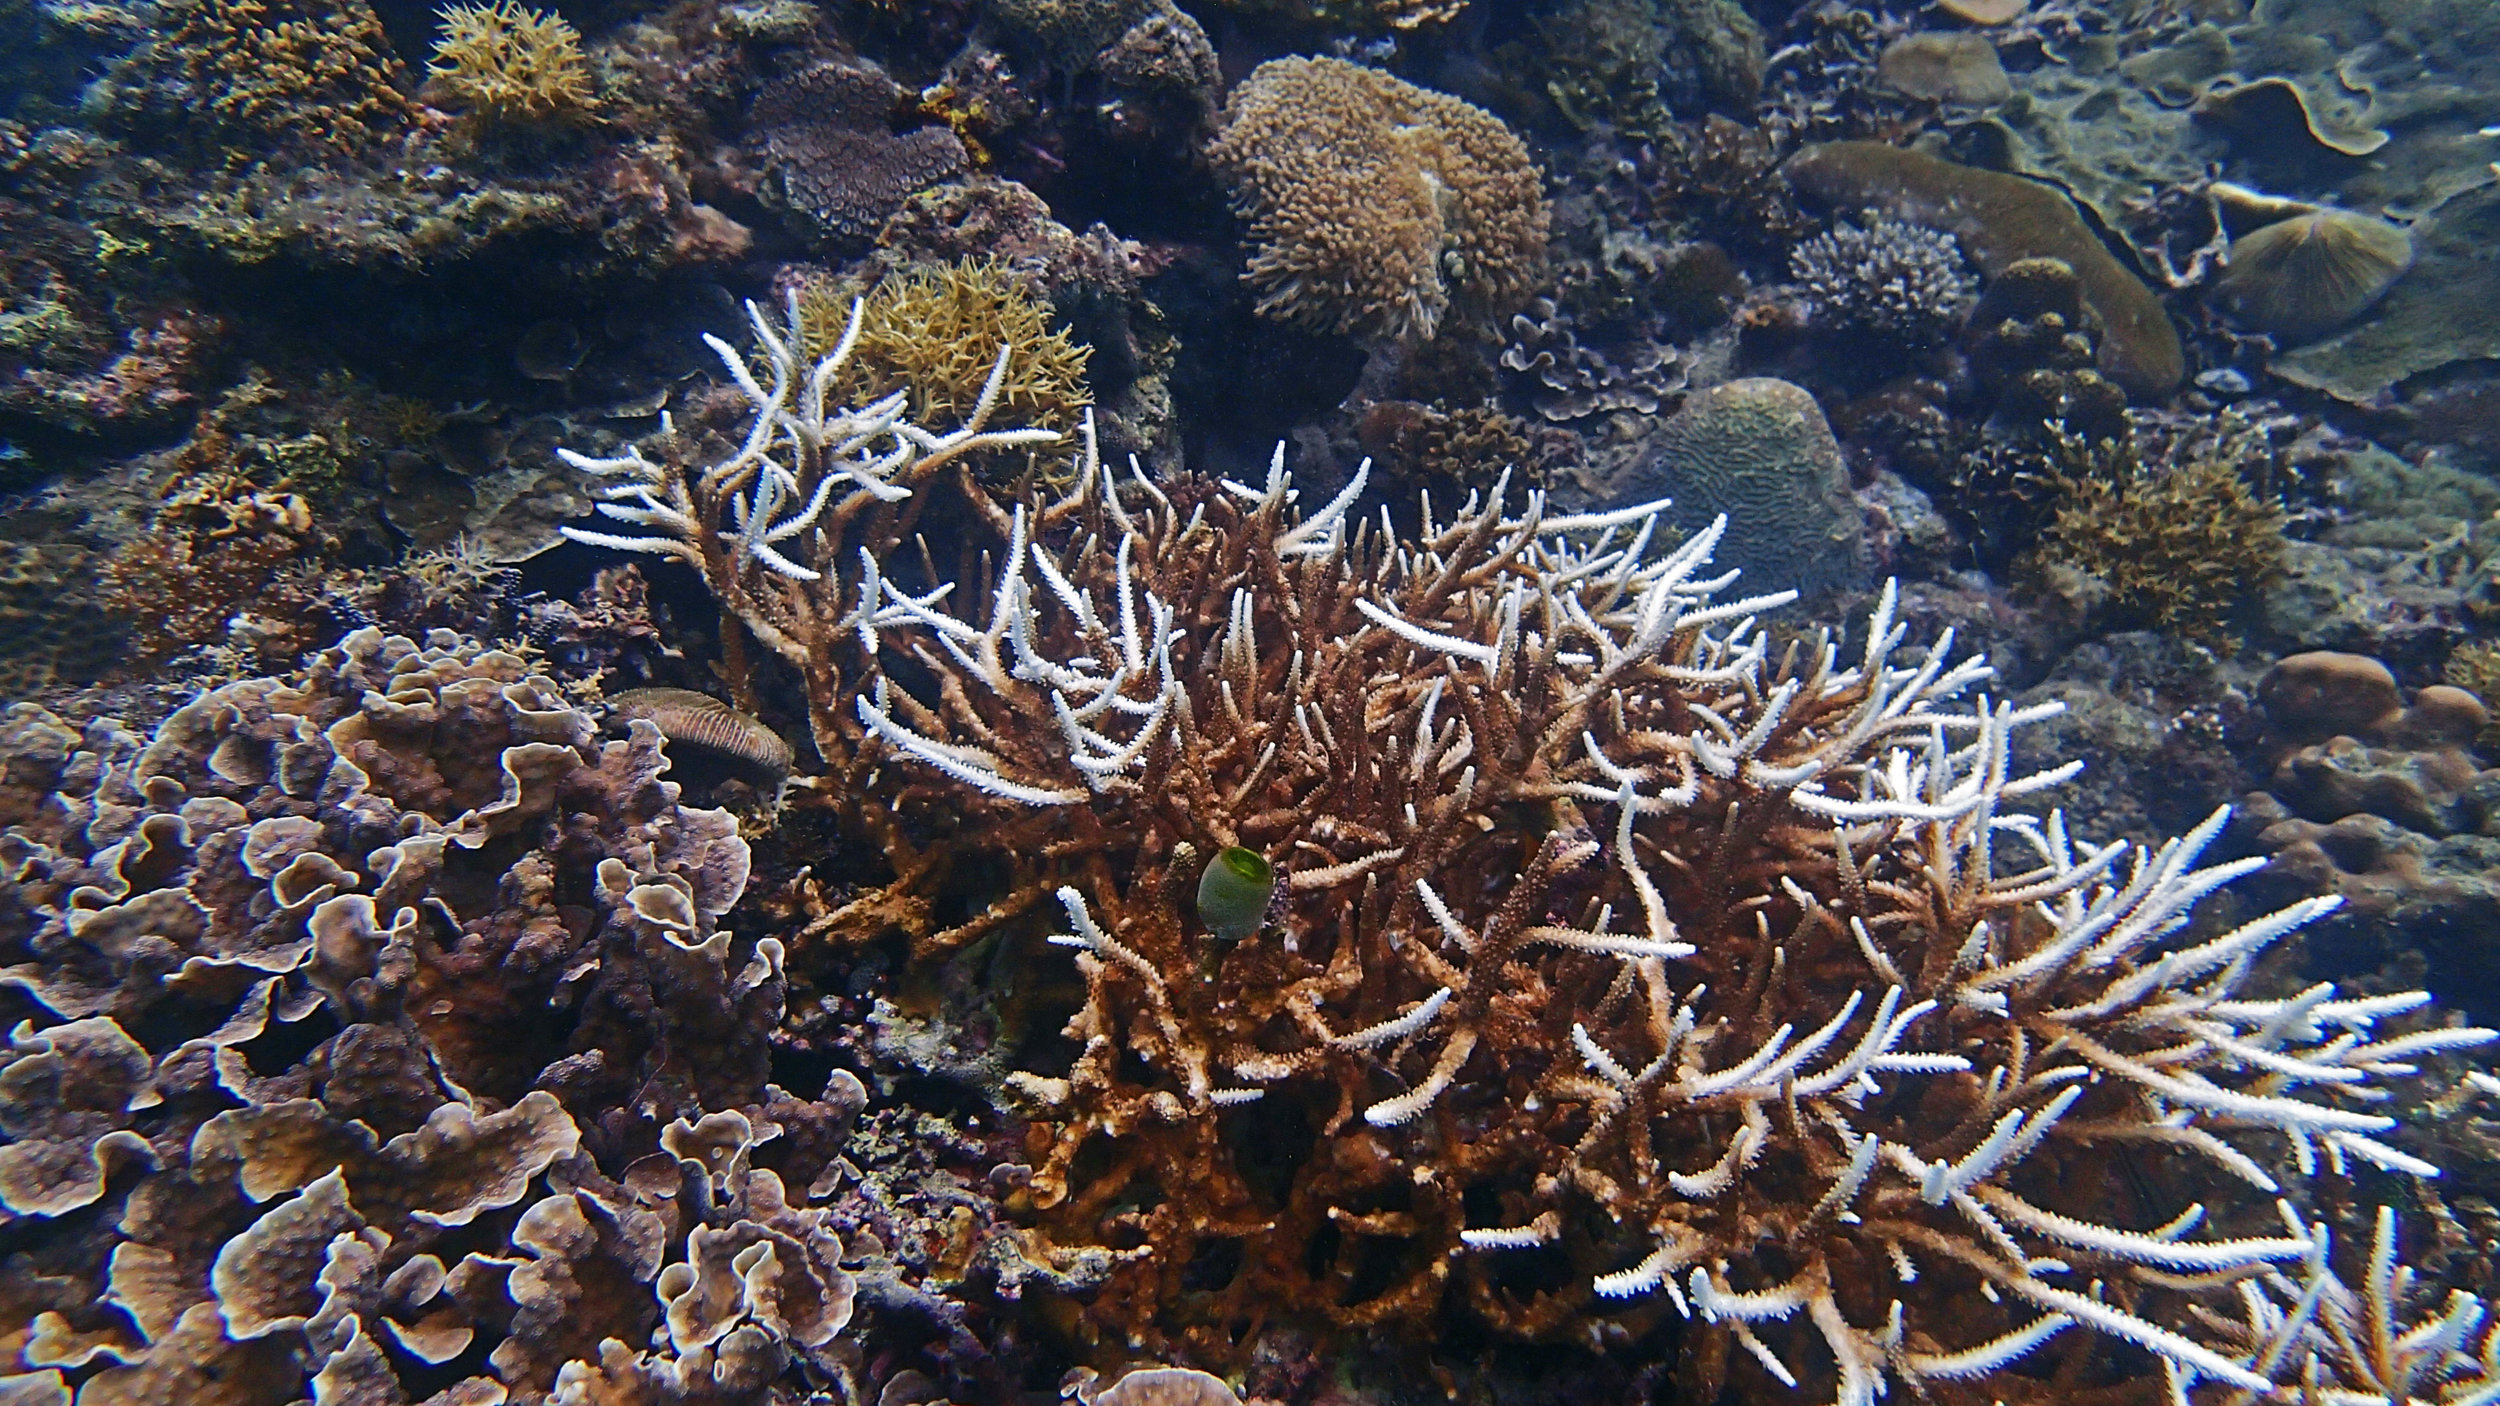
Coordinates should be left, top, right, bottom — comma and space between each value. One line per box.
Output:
557, 310, 2500, 1398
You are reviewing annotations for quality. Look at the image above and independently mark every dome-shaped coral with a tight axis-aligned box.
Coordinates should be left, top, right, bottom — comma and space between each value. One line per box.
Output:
2214, 207, 2414, 343
1207, 56, 1548, 343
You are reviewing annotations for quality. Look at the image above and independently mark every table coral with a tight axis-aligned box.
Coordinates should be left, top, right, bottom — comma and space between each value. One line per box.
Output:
1207, 57, 1548, 344
554, 305, 2500, 1398
0, 629, 868, 1403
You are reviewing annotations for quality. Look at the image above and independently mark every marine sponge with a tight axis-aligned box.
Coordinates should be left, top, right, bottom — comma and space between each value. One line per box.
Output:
2214, 207, 2414, 344
426, 0, 597, 124
1207, 56, 1548, 343
798, 257, 1093, 441
1787, 211, 1974, 349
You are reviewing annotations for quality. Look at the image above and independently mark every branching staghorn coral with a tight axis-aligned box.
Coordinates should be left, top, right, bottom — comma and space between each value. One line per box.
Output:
557, 303, 2500, 1398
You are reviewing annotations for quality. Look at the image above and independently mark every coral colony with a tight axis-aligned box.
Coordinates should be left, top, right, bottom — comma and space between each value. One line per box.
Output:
10, 1, 2500, 1405
534, 298, 2500, 1399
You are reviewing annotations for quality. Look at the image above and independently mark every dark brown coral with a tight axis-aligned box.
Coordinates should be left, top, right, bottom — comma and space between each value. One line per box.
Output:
754, 61, 969, 246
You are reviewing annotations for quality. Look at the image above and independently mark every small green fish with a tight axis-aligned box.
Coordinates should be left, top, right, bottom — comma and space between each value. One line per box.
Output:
1195, 846, 1275, 943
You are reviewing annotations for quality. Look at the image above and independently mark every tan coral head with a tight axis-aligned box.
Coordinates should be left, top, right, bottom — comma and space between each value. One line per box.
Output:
2214, 207, 2413, 343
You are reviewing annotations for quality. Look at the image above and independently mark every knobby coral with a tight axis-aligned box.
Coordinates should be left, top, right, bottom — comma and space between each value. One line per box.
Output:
556, 300, 2500, 1400
426, 0, 598, 124
0, 630, 864, 1403
1207, 57, 1548, 343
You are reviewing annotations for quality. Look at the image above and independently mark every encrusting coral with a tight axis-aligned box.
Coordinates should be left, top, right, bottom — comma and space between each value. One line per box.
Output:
426, 0, 599, 125
0, 629, 866, 1403
1207, 57, 1548, 344
555, 298, 2500, 1398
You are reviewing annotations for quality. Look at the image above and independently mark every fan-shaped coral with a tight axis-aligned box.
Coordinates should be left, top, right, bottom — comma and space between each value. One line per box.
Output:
426, 0, 597, 123
1207, 57, 1548, 343
2214, 207, 2415, 344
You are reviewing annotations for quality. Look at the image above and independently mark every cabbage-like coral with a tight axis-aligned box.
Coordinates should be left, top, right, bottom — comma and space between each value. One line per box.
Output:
0, 629, 863, 1402
1207, 57, 1548, 343
426, 0, 598, 124
556, 302, 2498, 1398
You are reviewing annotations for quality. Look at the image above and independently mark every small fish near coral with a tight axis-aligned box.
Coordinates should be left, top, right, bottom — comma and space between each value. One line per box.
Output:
5, 0, 2500, 1403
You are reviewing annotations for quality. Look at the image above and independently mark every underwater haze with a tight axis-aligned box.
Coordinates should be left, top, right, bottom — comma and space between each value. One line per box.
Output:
4, 1, 2500, 1404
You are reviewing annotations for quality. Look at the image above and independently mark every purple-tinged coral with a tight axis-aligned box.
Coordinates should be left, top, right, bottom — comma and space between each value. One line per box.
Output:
1787, 211, 1974, 349
754, 61, 969, 246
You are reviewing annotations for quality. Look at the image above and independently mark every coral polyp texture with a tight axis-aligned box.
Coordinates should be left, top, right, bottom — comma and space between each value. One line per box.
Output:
1788, 212, 1975, 349
553, 307, 2500, 1399
1206, 57, 1549, 343
0, 630, 866, 1403
798, 259, 1094, 445
426, 0, 598, 124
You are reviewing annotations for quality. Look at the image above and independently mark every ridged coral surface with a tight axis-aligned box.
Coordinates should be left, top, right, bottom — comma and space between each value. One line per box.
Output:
1207, 57, 1547, 342
0, 630, 866, 1405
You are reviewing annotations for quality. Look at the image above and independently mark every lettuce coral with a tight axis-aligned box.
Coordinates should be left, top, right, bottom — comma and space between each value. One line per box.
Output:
0, 629, 864, 1403
1207, 57, 1548, 343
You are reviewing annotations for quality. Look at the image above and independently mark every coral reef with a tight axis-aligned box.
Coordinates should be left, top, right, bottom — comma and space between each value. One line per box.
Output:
1784, 143, 2186, 398
1968, 258, 2129, 443
426, 0, 599, 125
1207, 57, 1548, 344
553, 305, 2500, 1400
1787, 213, 1974, 351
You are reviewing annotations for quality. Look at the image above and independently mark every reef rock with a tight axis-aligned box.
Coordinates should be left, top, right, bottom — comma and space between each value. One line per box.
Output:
1784, 142, 2185, 397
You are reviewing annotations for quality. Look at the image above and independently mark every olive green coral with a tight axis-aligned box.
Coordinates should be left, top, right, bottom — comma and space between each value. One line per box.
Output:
798, 258, 1092, 440
107, 0, 417, 160
1207, 57, 1548, 344
426, 0, 597, 123
2018, 417, 2288, 645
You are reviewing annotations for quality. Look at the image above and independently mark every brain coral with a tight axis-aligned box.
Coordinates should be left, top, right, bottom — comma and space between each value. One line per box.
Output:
1586, 376, 1873, 597
1207, 56, 1548, 343
0, 629, 865, 1404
